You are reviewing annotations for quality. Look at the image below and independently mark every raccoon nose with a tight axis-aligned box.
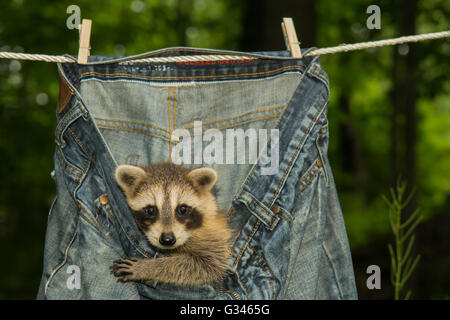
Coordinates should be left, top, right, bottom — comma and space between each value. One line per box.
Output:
159, 232, 176, 246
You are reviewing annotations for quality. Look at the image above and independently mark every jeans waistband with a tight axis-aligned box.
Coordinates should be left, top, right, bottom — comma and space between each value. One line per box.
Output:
64, 46, 319, 65
59, 47, 323, 87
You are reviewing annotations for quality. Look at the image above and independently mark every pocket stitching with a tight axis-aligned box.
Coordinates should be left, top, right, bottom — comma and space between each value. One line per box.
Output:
297, 158, 323, 196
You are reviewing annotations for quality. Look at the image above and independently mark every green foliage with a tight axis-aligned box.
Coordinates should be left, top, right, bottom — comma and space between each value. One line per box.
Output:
0, 0, 448, 299
382, 179, 423, 300
339, 193, 391, 249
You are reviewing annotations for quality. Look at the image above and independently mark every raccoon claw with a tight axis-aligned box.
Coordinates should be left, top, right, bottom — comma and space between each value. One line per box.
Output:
110, 258, 140, 282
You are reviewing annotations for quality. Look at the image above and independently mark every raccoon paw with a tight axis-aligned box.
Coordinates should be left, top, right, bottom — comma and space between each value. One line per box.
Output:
110, 258, 142, 282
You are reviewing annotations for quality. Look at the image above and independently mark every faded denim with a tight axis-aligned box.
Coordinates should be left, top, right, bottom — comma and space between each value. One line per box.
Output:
36, 47, 357, 300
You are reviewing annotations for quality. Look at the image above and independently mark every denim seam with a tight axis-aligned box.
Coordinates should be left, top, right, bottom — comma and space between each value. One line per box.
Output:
182, 105, 285, 129
224, 290, 240, 300
66, 129, 96, 185
270, 98, 328, 205
78, 207, 112, 242
249, 246, 278, 296
56, 107, 83, 145
239, 191, 280, 228
308, 62, 328, 81
79, 210, 101, 231
168, 87, 172, 160
297, 160, 322, 196
71, 157, 109, 236
94, 117, 170, 134
219, 277, 225, 296
218, 277, 238, 300
277, 206, 294, 223
92, 120, 118, 167
171, 87, 177, 161
176, 113, 282, 138
246, 200, 277, 229
315, 132, 329, 185
56, 154, 82, 181
79, 202, 104, 234
47, 196, 57, 218
97, 124, 171, 140
274, 210, 291, 226
232, 219, 261, 268
252, 199, 279, 228
236, 69, 309, 200
310, 68, 329, 87
101, 203, 116, 223
84, 72, 303, 87
44, 229, 78, 296
95, 198, 117, 224
56, 103, 83, 145
173, 87, 177, 130
246, 245, 278, 299
203, 113, 282, 132
321, 243, 345, 299
235, 270, 248, 300
56, 148, 83, 180
168, 87, 172, 131
67, 128, 91, 156
262, 60, 327, 206
173, 87, 177, 160
213, 280, 219, 295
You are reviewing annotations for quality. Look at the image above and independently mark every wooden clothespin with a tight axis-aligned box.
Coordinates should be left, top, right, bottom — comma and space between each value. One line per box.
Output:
281, 17, 302, 58
78, 19, 92, 64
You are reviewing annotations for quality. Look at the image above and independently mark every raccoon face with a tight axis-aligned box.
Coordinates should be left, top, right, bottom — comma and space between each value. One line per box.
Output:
115, 163, 218, 250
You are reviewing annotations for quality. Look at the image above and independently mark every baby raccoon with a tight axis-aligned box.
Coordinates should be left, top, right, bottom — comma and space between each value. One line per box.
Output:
110, 162, 232, 286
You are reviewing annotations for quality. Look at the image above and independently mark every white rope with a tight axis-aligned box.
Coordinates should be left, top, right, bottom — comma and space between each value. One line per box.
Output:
0, 30, 448, 63
0, 52, 74, 63
305, 30, 450, 56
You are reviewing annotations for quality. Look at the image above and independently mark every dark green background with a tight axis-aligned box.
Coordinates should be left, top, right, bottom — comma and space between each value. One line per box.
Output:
0, 0, 448, 299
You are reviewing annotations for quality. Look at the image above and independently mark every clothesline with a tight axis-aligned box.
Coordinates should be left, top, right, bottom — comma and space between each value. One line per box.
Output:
0, 30, 448, 64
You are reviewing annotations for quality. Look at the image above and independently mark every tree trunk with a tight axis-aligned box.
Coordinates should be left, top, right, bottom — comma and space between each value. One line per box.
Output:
390, 38, 400, 188
239, 0, 317, 51
339, 93, 366, 194
401, 0, 418, 215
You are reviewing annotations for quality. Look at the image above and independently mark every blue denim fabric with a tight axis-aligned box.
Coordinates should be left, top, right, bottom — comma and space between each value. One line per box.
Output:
36, 47, 357, 300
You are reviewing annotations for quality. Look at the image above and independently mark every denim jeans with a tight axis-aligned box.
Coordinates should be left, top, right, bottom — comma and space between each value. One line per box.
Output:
36, 47, 357, 299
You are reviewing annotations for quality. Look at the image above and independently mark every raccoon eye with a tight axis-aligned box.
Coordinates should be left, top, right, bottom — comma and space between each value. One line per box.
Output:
177, 205, 190, 216
144, 205, 157, 217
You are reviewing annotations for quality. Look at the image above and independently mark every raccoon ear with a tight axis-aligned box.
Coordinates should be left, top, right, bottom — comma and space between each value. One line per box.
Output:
115, 165, 147, 193
188, 167, 218, 192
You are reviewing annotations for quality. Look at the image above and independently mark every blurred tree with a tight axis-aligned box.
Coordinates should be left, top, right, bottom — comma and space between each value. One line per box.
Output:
392, 0, 419, 217
239, 0, 317, 51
